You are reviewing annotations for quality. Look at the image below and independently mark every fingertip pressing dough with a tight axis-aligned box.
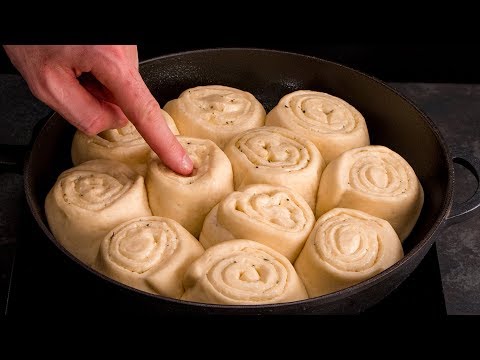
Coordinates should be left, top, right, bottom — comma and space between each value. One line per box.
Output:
146, 136, 234, 238
71, 110, 179, 175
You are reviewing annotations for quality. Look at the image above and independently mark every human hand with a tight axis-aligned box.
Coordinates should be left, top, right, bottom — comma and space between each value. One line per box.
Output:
3, 45, 193, 175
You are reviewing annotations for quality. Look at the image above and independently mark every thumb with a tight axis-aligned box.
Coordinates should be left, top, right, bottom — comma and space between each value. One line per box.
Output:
33, 67, 128, 135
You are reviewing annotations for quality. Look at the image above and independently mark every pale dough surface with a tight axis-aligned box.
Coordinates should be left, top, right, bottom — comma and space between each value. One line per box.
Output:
164, 85, 266, 149
265, 90, 370, 163
182, 239, 308, 305
94, 216, 204, 298
146, 136, 234, 238
199, 184, 315, 262
224, 126, 324, 210
71, 109, 179, 175
294, 208, 404, 297
45, 159, 152, 266
316, 145, 424, 241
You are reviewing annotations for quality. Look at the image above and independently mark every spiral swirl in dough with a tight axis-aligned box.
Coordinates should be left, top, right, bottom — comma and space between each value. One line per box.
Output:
71, 110, 179, 175
200, 184, 315, 262
45, 159, 152, 265
316, 145, 424, 241
224, 126, 324, 210
163, 85, 266, 149
294, 208, 404, 297
182, 239, 308, 305
265, 90, 370, 163
316, 145, 423, 241
94, 216, 204, 298
146, 136, 234, 238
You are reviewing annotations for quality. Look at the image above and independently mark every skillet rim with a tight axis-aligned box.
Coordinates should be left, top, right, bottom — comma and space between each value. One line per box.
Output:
23, 47, 455, 310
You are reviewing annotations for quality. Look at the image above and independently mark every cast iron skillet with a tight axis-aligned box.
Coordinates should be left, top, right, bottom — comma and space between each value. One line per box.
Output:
2, 48, 480, 314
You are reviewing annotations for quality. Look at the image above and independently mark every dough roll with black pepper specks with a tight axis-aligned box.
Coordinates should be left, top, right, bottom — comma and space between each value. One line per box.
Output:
266, 90, 370, 163
316, 146, 424, 241
146, 136, 234, 238
199, 184, 315, 262
164, 85, 266, 149
94, 216, 204, 298
295, 208, 404, 297
71, 110, 179, 176
45, 159, 152, 265
182, 240, 308, 305
224, 126, 324, 210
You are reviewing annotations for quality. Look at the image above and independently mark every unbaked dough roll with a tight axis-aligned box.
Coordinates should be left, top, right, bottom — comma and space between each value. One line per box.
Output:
163, 85, 266, 149
316, 145, 424, 241
182, 239, 308, 305
265, 90, 370, 163
224, 126, 324, 210
71, 110, 179, 175
199, 184, 315, 262
294, 208, 404, 297
45, 159, 152, 266
94, 216, 204, 298
146, 136, 234, 238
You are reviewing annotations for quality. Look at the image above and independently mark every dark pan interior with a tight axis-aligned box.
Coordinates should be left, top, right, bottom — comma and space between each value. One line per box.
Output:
24, 49, 453, 314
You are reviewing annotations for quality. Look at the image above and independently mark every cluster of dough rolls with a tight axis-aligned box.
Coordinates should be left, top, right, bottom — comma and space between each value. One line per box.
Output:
44, 84, 424, 305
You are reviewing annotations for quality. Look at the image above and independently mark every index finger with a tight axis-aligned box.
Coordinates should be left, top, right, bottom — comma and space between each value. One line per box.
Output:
92, 61, 193, 176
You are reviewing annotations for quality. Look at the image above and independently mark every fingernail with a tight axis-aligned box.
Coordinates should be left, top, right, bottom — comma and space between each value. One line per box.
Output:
182, 153, 193, 174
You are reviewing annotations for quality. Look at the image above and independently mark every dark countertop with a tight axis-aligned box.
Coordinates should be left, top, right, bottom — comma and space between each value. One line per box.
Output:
1, 75, 479, 315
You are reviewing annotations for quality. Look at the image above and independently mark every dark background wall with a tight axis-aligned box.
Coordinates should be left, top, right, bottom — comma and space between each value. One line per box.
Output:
1, 43, 478, 83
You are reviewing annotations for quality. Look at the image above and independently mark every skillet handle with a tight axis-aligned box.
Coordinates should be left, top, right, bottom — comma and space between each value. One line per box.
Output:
445, 148, 480, 226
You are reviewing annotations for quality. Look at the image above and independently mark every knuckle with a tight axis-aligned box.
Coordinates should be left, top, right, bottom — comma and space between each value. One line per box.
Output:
97, 45, 129, 66
139, 98, 161, 125
81, 111, 105, 136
